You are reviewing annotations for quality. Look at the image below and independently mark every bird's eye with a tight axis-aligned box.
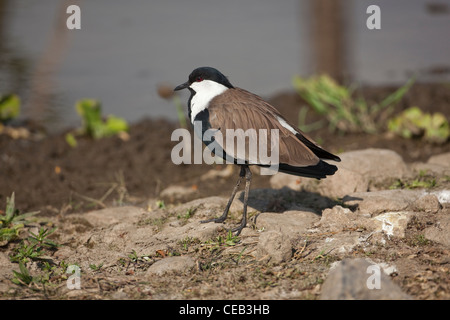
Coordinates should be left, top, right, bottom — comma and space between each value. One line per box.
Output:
196, 77, 204, 82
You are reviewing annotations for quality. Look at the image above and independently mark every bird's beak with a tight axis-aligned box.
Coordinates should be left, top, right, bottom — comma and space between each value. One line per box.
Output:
174, 81, 189, 91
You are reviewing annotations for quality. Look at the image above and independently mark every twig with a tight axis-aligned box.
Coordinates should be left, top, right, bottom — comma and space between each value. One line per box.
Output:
72, 192, 106, 209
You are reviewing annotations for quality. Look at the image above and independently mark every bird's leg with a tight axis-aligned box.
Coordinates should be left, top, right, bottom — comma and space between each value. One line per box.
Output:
231, 166, 252, 236
201, 166, 246, 224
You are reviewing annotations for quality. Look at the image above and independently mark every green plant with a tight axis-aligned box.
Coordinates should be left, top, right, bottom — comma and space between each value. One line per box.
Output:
11, 262, 35, 286
127, 249, 150, 262
65, 132, 78, 148
388, 106, 450, 144
0, 192, 40, 244
89, 263, 103, 271
65, 99, 129, 146
206, 230, 240, 249
390, 177, 437, 190
10, 242, 43, 263
409, 234, 431, 247
156, 200, 166, 209
179, 236, 200, 251
177, 208, 195, 221
0, 94, 20, 123
224, 230, 240, 246
293, 75, 414, 134
28, 227, 59, 249
76, 99, 129, 138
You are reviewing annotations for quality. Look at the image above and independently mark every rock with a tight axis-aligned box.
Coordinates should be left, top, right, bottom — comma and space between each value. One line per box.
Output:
424, 213, 450, 246
428, 190, 450, 205
371, 211, 412, 238
255, 210, 320, 240
270, 149, 409, 198
76, 206, 144, 228
0, 252, 17, 293
255, 230, 292, 264
166, 196, 261, 222
322, 233, 364, 255
316, 167, 368, 198
320, 149, 409, 198
320, 258, 413, 300
160, 185, 198, 202
411, 151, 450, 177
146, 256, 196, 276
169, 196, 229, 220
318, 205, 362, 232
343, 189, 423, 216
370, 261, 398, 276
412, 194, 442, 213
410, 162, 450, 176
155, 220, 220, 242
427, 152, 450, 167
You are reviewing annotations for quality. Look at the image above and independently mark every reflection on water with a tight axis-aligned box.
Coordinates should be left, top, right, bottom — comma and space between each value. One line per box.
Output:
0, 0, 449, 132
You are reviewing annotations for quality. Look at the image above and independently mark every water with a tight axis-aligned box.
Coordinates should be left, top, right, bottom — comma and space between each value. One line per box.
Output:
0, 0, 449, 132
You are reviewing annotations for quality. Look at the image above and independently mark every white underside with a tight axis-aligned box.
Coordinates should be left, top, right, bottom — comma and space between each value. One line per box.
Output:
189, 80, 229, 123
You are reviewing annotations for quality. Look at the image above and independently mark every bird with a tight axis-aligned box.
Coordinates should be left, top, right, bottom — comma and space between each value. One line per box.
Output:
174, 66, 340, 235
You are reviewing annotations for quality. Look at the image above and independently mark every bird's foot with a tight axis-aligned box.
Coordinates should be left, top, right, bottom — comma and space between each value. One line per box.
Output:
229, 220, 246, 236
200, 216, 227, 224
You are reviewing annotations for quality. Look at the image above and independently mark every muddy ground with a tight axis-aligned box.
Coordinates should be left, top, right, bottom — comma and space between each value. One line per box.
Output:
0, 82, 449, 300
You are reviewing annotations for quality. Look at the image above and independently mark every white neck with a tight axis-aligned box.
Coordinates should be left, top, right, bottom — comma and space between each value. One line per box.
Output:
189, 80, 229, 123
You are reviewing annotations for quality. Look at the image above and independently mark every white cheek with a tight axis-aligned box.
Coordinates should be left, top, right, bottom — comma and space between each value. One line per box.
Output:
189, 80, 228, 123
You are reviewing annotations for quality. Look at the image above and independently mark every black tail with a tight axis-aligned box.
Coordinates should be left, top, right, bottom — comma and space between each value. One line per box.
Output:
277, 160, 338, 179
295, 133, 341, 162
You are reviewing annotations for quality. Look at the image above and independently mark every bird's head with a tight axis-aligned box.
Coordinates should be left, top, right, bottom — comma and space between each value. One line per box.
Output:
174, 67, 234, 93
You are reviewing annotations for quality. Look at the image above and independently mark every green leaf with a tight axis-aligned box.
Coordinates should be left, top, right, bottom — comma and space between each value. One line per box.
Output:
5, 192, 15, 221
65, 132, 78, 148
378, 77, 415, 110
105, 115, 129, 136
76, 99, 104, 138
0, 94, 21, 122
74, 99, 129, 139
12, 262, 34, 285
387, 107, 450, 144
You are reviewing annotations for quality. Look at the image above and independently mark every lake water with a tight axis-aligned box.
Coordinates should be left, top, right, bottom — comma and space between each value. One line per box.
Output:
0, 0, 449, 132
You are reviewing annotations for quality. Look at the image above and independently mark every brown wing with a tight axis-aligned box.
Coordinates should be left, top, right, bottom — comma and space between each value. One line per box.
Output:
207, 88, 321, 167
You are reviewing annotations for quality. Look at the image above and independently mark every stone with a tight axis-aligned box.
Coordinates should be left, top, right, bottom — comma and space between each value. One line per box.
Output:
155, 220, 220, 242
424, 213, 450, 246
371, 211, 412, 238
318, 205, 361, 232
0, 252, 17, 293
255, 230, 292, 264
270, 149, 409, 198
171, 196, 228, 216
410, 162, 450, 176
427, 152, 450, 167
70, 206, 144, 228
255, 210, 320, 240
343, 189, 422, 216
322, 233, 363, 255
318, 149, 408, 198
146, 256, 196, 276
160, 185, 198, 202
412, 194, 442, 213
428, 190, 450, 205
319, 258, 413, 300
